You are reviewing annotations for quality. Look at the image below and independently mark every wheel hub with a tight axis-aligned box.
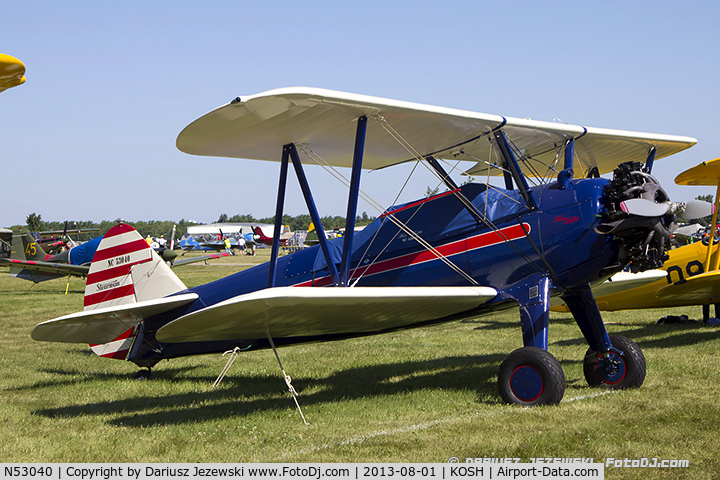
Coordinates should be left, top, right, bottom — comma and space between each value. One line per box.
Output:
596, 351, 627, 385
510, 365, 544, 402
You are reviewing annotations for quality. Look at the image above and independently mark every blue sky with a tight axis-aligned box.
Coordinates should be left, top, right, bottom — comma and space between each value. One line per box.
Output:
2, 1, 719, 226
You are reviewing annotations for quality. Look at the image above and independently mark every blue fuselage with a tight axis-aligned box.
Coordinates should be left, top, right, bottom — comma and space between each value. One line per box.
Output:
131, 179, 618, 366
195, 180, 613, 302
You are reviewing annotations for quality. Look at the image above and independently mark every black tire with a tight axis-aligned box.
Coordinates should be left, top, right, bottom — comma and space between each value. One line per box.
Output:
134, 369, 152, 380
498, 347, 565, 406
583, 334, 645, 389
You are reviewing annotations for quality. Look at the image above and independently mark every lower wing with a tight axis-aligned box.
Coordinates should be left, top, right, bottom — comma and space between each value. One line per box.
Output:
156, 286, 498, 343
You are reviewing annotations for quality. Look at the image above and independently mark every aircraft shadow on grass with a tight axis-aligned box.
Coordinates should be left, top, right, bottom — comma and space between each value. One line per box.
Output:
30, 326, 717, 427
32, 354, 507, 427
4, 366, 204, 392
551, 323, 720, 350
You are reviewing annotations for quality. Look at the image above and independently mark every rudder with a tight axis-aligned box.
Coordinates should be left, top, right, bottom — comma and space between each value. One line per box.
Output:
12, 232, 47, 262
84, 223, 187, 311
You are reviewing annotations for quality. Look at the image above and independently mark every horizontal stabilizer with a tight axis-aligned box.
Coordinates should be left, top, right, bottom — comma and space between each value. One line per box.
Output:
31, 293, 198, 344
156, 286, 497, 343
2, 258, 89, 282
655, 271, 720, 301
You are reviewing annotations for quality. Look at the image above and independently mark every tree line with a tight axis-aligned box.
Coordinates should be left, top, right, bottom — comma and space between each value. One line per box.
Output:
16, 211, 378, 241
216, 212, 376, 233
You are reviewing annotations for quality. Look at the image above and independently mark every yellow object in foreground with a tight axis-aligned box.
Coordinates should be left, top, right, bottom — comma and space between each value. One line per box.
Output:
0, 53, 26, 93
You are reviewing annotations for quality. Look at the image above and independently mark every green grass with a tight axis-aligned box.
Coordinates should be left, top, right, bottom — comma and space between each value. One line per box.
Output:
1, 255, 719, 479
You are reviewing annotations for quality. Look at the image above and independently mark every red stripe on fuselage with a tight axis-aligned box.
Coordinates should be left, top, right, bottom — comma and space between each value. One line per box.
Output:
295, 223, 530, 287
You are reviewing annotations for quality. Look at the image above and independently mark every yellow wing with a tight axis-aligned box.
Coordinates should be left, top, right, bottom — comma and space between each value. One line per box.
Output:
655, 271, 720, 302
0, 53, 26, 93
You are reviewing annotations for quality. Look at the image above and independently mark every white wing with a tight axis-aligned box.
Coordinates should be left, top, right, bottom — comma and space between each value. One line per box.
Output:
156, 286, 497, 343
177, 87, 696, 176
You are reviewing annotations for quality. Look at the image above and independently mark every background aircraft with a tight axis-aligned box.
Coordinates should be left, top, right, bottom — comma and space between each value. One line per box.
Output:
251, 224, 292, 246
0, 53, 25, 93
31, 87, 697, 408
0, 228, 13, 259
28, 221, 100, 255
554, 157, 720, 322
178, 223, 260, 253
2, 228, 230, 286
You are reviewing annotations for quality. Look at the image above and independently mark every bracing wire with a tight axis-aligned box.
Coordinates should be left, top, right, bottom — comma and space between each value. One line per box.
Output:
373, 116, 542, 271
298, 112, 550, 285
297, 145, 479, 286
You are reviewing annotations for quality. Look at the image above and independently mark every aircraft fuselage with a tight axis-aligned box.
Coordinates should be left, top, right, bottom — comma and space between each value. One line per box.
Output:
129, 179, 623, 367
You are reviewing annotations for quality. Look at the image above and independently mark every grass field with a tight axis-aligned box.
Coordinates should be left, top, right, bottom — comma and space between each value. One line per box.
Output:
1, 250, 719, 479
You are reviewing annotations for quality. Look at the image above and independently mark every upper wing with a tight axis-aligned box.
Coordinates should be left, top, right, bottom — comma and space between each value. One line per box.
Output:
675, 157, 720, 186
655, 271, 720, 302
156, 286, 497, 343
177, 87, 696, 176
31, 293, 199, 344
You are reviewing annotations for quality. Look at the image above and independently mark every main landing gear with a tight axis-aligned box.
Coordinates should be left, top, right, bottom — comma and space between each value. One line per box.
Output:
497, 282, 646, 407
497, 335, 646, 407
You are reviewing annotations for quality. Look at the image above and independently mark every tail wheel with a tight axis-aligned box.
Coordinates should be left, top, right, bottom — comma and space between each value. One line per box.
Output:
583, 334, 645, 389
498, 347, 565, 406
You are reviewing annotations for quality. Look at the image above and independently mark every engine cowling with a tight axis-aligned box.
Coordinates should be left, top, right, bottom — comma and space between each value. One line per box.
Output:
595, 161, 674, 273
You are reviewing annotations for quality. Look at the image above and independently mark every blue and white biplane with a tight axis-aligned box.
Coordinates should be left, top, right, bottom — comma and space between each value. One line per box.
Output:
178, 223, 260, 253
32, 88, 698, 406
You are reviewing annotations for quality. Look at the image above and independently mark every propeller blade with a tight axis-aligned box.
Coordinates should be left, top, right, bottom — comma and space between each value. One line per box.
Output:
619, 199, 670, 217
678, 200, 716, 220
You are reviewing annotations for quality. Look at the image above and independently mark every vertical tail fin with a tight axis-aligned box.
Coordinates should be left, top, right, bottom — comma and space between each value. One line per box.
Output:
12, 232, 48, 262
83, 223, 187, 311
9, 233, 59, 282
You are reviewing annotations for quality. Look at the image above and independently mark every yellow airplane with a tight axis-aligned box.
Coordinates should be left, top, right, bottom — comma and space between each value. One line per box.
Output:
553, 157, 720, 322
0, 53, 26, 93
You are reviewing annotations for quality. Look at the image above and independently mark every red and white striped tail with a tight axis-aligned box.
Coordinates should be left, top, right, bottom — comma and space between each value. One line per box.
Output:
84, 223, 186, 311
84, 223, 187, 361
90, 326, 137, 359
